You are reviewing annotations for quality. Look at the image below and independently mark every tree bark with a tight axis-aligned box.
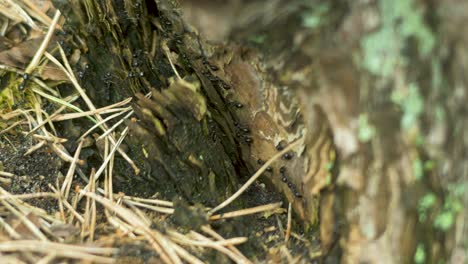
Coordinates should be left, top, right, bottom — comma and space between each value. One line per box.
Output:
179, 0, 466, 262
54, 0, 465, 262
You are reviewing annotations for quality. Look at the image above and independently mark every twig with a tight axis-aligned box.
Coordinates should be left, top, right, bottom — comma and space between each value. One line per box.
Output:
209, 202, 283, 221
209, 139, 303, 214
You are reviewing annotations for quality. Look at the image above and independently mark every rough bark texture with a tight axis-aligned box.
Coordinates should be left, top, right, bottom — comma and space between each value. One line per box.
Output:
48, 0, 466, 262
179, 0, 467, 263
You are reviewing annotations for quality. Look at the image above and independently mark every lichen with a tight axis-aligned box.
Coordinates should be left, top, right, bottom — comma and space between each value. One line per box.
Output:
361, 0, 435, 77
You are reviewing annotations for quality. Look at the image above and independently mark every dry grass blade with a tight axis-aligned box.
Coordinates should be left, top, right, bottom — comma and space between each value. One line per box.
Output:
285, 202, 292, 242
189, 231, 249, 264
31, 77, 60, 97
104, 137, 113, 200
0, 216, 21, 239
209, 139, 303, 214
0, 192, 56, 200
25, 99, 75, 136
201, 226, 252, 264
47, 184, 66, 223
0, 120, 24, 135
125, 202, 152, 227
122, 199, 174, 214
90, 126, 128, 183
82, 169, 97, 241
1, 109, 34, 131
24, 10, 60, 74
280, 245, 294, 263
0, 186, 57, 224
0, 171, 15, 177
0, 240, 117, 263
120, 195, 173, 207
31, 88, 95, 123
163, 43, 181, 80
26, 133, 66, 143
0, 199, 48, 241
29, 132, 58, 141
167, 231, 248, 263
53, 107, 130, 121
50, 143, 84, 165
78, 108, 131, 141
44, 50, 140, 174
23, 140, 46, 156
19, 0, 54, 27
0, 0, 38, 29
209, 202, 283, 221
36, 253, 56, 264
168, 230, 247, 247
96, 110, 134, 141
61, 140, 84, 200
79, 189, 183, 264
0, 177, 12, 185
53, 97, 132, 122
170, 243, 205, 264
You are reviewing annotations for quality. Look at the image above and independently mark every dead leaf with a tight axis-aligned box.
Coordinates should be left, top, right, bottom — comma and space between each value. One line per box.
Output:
0, 36, 67, 80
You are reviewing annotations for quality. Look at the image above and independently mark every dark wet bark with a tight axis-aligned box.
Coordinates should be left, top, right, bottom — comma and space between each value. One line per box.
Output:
52, 0, 245, 205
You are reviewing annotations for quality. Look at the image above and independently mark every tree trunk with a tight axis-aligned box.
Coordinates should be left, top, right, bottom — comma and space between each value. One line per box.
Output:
53, 0, 465, 262
179, 0, 467, 262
